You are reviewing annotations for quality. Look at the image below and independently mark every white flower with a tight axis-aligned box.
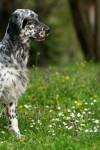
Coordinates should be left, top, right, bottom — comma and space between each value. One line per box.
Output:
68, 126, 73, 130
58, 112, 64, 117
52, 133, 56, 136
93, 99, 97, 103
77, 113, 81, 117
84, 102, 88, 105
88, 112, 91, 114
63, 122, 67, 126
48, 125, 53, 128
1, 131, 5, 134
65, 126, 68, 129
82, 111, 86, 114
70, 113, 75, 118
90, 130, 93, 132
84, 108, 88, 111
30, 125, 33, 128
84, 129, 89, 133
57, 106, 61, 110
94, 129, 98, 132
72, 106, 75, 109
93, 120, 99, 124
66, 117, 71, 120
91, 102, 93, 105
81, 124, 85, 127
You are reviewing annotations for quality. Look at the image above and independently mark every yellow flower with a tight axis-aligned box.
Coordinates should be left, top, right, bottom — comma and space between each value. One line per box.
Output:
65, 76, 70, 80
76, 101, 82, 107
81, 63, 86, 68
94, 95, 97, 98
20, 137, 26, 142
63, 116, 67, 120
55, 94, 59, 99
67, 109, 71, 113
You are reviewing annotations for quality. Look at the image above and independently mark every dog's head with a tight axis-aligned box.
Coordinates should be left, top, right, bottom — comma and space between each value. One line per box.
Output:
7, 9, 50, 42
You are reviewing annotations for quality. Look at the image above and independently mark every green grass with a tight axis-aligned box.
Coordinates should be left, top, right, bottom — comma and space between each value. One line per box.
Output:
0, 62, 100, 150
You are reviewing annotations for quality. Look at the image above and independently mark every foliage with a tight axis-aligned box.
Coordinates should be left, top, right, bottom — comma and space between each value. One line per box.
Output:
0, 63, 100, 149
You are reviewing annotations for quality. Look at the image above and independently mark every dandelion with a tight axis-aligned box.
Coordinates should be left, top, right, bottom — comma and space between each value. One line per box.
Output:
76, 101, 82, 107
63, 116, 66, 120
81, 63, 86, 68
55, 94, 59, 99
64, 76, 70, 80
94, 95, 97, 99
20, 137, 26, 142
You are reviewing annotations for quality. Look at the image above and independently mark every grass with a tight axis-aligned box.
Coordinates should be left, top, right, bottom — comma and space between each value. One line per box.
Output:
0, 62, 100, 150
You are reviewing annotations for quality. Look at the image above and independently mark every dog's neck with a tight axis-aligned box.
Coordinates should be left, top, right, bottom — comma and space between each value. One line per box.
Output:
2, 32, 30, 68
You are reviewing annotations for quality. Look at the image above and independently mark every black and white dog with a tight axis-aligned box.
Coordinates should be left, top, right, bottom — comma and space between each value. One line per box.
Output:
0, 9, 50, 137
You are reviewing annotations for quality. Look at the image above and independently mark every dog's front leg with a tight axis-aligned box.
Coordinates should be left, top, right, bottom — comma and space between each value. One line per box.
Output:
6, 102, 22, 137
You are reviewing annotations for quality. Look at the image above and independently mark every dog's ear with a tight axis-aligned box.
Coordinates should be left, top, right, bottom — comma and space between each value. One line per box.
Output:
7, 12, 21, 35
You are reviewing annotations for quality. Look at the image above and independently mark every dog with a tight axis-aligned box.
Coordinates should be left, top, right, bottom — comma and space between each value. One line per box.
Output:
0, 9, 50, 137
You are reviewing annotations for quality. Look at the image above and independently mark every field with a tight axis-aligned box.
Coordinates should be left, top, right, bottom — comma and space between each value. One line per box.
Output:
0, 63, 100, 150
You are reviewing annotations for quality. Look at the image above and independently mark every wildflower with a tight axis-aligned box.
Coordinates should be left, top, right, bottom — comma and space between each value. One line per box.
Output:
93, 99, 97, 103
48, 125, 53, 128
68, 126, 73, 130
91, 102, 93, 105
76, 101, 82, 107
57, 106, 61, 110
84, 102, 88, 105
58, 112, 64, 117
70, 113, 75, 118
84, 129, 89, 133
81, 63, 86, 68
65, 76, 70, 80
63, 116, 67, 120
55, 94, 59, 99
93, 120, 99, 124
20, 137, 26, 142
94, 128, 98, 132
66, 117, 71, 120
1, 131, 5, 134
63, 122, 67, 126
94, 95, 97, 99
77, 113, 81, 117
67, 109, 71, 113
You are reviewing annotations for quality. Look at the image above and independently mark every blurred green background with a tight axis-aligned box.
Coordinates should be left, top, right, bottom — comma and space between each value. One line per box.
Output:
0, 0, 99, 66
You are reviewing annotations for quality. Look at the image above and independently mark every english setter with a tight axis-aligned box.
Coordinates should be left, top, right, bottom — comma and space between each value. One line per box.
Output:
0, 9, 50, 137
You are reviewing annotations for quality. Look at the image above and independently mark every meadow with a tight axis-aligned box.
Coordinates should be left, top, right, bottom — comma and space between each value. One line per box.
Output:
0, 63, 100, 150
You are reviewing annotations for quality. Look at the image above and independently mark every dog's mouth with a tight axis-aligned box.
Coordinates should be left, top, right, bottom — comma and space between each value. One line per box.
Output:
30, 30, 49, 41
